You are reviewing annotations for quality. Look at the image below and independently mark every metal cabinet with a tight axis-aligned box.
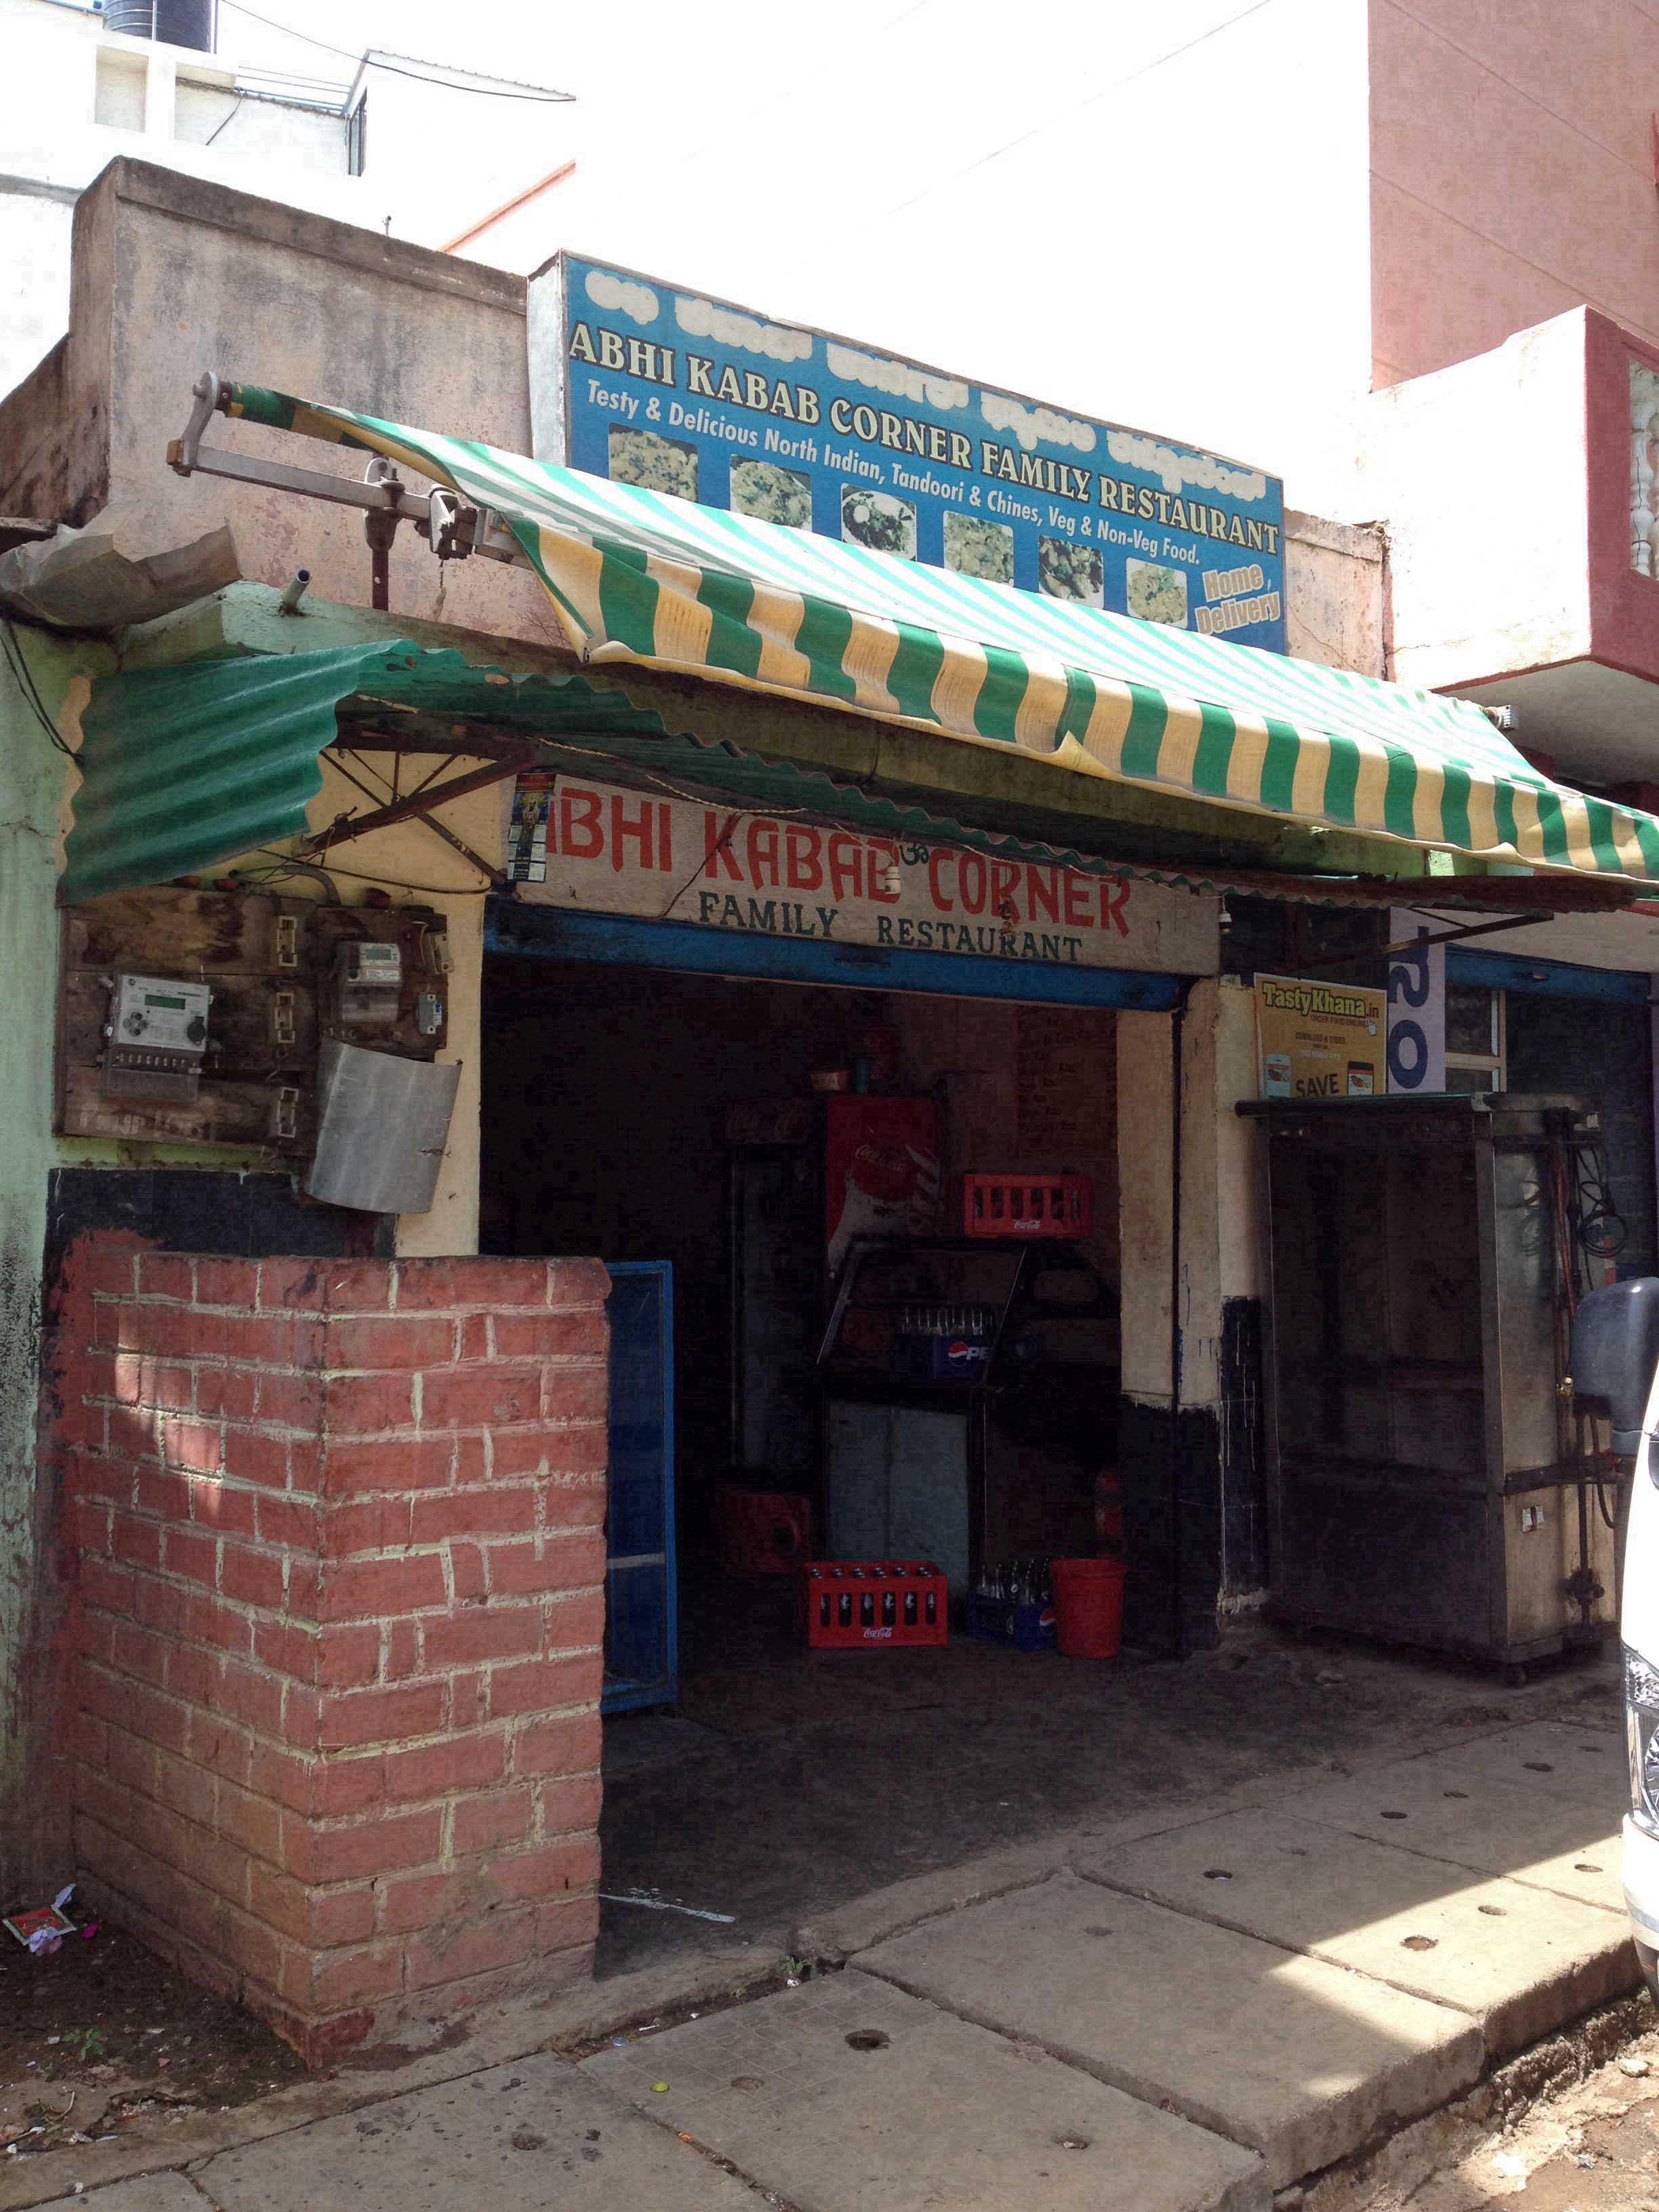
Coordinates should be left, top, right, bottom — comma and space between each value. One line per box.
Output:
602, 1262, 677, 1713
817, 1237, 1115, 1597
1243, 1094, 1618, 1668
823, 1400, 972, 1592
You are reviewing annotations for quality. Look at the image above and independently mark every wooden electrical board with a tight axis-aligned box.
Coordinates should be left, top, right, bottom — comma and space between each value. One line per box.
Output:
57, 887, 450, 1153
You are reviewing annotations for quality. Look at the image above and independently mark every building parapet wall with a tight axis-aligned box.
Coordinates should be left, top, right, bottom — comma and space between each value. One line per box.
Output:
0, 158, 546, 639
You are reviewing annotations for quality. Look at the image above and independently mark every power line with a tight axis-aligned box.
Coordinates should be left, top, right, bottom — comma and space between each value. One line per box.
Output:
884, 0, 1275, 217
1, 614, 77, 758
353, 54, 573, 100
205, 90, 245, 142
215, 0, 357, 60
216, 0, 574, 100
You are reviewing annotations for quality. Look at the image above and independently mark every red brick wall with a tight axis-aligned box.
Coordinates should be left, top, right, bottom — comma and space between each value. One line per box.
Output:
62, 1240, 609, 2064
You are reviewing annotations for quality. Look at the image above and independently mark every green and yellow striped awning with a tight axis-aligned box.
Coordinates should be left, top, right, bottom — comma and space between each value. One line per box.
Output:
222, 383, 1659, 886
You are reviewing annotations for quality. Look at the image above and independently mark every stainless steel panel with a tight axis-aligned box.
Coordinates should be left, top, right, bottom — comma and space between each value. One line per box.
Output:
304, 1042, 460, 1214
1491, 1145, 1562, 1476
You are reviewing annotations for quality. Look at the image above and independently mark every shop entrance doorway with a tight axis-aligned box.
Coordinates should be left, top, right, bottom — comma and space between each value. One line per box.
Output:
480, 944, 1138, 1970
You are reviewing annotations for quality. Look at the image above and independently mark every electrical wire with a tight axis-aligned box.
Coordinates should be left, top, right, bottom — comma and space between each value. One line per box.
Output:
0, 614, 77, 756
205, 91, 246, 144
211, 0, 358, 60
1, 615, 64, 744
1570, 1139, 1626, 1262
1544, 1122, 1631, 1534
240, 843, 491, 896
215, 1, 573, 100
884, 0, 1273, 218
348, 55, 573, 101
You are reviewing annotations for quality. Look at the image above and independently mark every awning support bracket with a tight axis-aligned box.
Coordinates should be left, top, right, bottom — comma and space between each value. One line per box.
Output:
1288, 910, 1563, 971
167, 371, 529, 586
325, 743, 513, 886
298, 744, 537, 860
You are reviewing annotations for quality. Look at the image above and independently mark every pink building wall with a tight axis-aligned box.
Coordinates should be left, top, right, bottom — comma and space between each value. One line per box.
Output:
1369, 0, 1659, 388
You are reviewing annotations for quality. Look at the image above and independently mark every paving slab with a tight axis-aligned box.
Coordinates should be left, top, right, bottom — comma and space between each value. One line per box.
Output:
855, 1871, 1482, 2188
31, 2184, 202, 2212
584, 1969, 1267, 2212
1401, 1720, 1625, 1803
1082, 1807, 1638, 2059
1279, 1754, 1624, 1912
193, 2054, 758, 2210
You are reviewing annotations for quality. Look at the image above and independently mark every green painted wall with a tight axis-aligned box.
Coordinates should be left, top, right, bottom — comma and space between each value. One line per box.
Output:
0, 622, 111, 1885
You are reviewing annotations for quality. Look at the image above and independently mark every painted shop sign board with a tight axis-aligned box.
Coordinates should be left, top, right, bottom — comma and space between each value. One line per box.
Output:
1385, 907, 1446, 1094
527, 252, 1286, 650
1256, 972, 1386, 1099
508, 776, 1220, 978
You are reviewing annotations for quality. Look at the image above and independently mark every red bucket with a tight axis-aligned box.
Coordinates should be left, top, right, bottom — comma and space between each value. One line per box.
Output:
1050, 1555, 1125, 1660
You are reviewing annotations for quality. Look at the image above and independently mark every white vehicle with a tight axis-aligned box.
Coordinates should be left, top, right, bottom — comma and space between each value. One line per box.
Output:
1572, 1279, 1659, 1994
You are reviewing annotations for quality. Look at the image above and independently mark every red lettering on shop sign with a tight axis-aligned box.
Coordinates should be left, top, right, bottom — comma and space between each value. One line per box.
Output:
611, 793, 664, 872
747, 819, 780, 887
560, 787, 604, 859
702, 811, 744, 881
958, 855, 987, 914
927, 851, 954, 912
785, 826, 823, 890
827, 832, 863, 903
1099, 877, 1132, 937
1063, 872, 1091, 926
1027, 866, 1059, 924
989, 860, 1021, 920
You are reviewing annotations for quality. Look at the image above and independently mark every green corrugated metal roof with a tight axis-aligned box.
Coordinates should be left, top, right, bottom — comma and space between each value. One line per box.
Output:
66, 650, 339, 903
63, 637, 1246, 904
57, 638, 1624, 915
60, 642, 668, 902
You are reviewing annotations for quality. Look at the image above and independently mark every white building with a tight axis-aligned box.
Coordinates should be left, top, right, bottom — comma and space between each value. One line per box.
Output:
0, 0, 572, 398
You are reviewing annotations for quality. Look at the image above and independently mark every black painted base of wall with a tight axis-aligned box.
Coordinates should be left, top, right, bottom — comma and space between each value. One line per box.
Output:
1118, 1397, 1223, 1656
1219, 1294, 1269, 1596
1117, 1296, 1267, 1658
44, 1169, 380, 1292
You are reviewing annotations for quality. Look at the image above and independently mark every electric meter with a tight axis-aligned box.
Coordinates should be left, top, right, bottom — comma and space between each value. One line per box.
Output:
334, 940, 403, 1029
101, 972, 212, 1101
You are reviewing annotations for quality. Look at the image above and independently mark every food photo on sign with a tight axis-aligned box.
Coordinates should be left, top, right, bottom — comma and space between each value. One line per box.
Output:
525, 251, 1288, 648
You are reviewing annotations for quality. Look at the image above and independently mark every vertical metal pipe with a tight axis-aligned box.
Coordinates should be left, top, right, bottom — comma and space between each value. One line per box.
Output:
1168, 986, 1189, 1660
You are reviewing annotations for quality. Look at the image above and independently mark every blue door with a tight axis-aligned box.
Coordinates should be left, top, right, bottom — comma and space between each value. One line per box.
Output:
602, 1263, 677, 1713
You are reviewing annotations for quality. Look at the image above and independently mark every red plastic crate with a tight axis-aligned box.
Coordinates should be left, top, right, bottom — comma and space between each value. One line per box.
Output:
961, 1172, 1092, 1240
716, 1486, 813, 1576
803, 1560, 948, 1647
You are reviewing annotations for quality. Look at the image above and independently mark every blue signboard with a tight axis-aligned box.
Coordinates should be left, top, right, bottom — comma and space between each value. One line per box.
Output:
527, 253, 1287, 652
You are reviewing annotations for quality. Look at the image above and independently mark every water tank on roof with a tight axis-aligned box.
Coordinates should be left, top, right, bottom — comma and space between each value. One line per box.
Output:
105, 0, 216, 53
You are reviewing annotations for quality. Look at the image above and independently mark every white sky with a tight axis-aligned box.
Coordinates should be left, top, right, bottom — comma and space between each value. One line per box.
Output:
210, 0, 1319, 486
218, 3, 1256, 310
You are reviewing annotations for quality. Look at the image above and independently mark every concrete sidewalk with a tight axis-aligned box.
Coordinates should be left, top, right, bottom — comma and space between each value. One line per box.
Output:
18, 1710, 1641, 2212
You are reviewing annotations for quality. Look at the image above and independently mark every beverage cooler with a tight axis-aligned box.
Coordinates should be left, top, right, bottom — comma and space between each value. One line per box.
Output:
728, 1100, 1117, 1599
726, 1094, 942, 1482
1242, 1092, 1619, 1672
814, 1235, 1112, 1595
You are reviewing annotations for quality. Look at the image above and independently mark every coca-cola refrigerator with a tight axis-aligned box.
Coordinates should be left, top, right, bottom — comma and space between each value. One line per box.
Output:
726, 1095, 941, 1480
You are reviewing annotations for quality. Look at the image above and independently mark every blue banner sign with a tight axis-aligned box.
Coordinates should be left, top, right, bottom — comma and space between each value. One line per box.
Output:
527, 253, 1287, 652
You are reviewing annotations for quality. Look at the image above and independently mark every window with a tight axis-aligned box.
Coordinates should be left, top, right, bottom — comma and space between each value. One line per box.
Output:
346, 94, 367, 176
1443, 984, 1505, 1093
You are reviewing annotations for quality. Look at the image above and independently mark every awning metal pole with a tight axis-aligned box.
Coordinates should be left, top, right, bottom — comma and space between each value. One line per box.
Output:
1288, 910, 1566, 971
167, 369, 527, 569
